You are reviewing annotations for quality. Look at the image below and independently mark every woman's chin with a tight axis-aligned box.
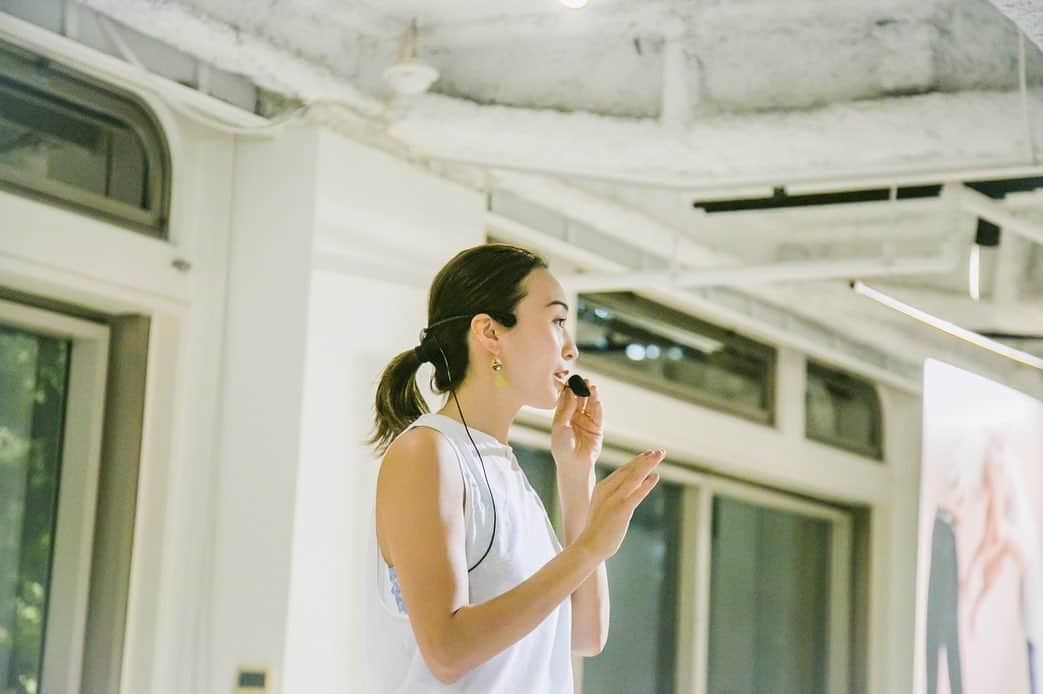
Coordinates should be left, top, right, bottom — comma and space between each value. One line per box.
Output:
547, 384, 568, 408
530, 387, 561, 410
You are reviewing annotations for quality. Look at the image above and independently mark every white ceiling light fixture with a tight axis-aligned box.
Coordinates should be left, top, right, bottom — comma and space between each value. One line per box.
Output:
968, 243, 981, 302
968, 217, 1002, 302
851, 281, 1043, 371
383, 19, 439, 96
559, 0, 590, 9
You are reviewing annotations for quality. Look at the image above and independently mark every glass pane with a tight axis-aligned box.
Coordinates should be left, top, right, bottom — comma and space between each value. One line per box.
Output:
805, 363, 881, 458
0, 324, 70, 694
583, 471, 682, 694
708, 496, 831, 694
0, 83, 149, 209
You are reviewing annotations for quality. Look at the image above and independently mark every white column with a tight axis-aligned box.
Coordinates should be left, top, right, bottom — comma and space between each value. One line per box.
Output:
282, 131, 486, 694
206, 125, 321, 694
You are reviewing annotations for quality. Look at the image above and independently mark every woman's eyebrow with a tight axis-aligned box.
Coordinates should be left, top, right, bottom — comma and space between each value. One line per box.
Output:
546, 300, 569, 311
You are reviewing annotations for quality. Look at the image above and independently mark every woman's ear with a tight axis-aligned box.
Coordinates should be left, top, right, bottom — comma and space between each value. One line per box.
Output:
470, 313, 502, 355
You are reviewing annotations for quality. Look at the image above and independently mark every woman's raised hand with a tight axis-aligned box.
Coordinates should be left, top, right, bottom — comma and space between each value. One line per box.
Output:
550, 377, 604, 474
576, 449, 665, 561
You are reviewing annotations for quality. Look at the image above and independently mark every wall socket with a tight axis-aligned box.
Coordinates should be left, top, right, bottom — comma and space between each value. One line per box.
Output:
235, 668, 269, 694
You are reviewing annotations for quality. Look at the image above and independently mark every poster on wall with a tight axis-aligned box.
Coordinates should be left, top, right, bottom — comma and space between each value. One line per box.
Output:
915, 359, 1043, 694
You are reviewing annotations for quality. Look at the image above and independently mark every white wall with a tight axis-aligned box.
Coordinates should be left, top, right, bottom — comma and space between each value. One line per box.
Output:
282, 132, 486, 692
0, 78, 922, 694
201, 125, 323, 694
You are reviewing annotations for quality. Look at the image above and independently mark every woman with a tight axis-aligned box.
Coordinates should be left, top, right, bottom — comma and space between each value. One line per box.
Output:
964, 433, 1043, 694
363, 243, 665, 693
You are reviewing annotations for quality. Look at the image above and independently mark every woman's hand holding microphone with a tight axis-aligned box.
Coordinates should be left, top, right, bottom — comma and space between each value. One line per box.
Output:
550, 373, 664, 562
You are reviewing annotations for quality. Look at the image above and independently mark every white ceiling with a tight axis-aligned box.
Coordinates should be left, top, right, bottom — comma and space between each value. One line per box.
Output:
66, 0, 1043, 390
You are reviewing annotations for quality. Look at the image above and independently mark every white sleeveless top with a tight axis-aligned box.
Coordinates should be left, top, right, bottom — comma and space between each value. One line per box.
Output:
363, 413, 574, 694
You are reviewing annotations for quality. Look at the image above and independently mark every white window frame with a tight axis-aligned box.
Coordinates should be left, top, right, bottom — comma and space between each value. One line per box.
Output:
507, 423, 853, 694
0, 298, 109, 694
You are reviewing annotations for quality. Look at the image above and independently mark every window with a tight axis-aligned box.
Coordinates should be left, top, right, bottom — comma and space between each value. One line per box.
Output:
0, 324, 70, 694
708, 495, 833, 694
576, 293, 776, 424
805, 361, 883, 460
509, 435, 853, 694
0, 297, 143, 694
512, 443, 683, 693
0, 41, 170, 236
583, 469, 683, 694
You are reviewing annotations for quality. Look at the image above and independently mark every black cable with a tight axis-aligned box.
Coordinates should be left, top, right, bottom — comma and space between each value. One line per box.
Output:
434, 340, 497, 573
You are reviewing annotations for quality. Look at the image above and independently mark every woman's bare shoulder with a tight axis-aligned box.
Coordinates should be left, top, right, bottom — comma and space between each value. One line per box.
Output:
376, 424, 466, 568
377, 425, 462, 498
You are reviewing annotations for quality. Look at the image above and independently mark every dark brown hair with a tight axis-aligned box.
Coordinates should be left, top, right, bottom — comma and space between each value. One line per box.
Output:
365, 243, 547, 455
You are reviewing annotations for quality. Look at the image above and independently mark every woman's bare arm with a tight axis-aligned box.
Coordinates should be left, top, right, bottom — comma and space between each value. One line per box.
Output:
557, 465, 610, 656
376, 427, 660, 684
969, 534, 1023, 629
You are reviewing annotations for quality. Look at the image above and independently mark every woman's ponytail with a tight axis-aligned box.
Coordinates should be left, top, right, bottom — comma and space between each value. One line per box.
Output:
365, 347, 429, 456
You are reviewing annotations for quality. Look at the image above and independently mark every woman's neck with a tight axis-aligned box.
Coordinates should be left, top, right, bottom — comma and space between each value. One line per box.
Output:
435, 383, 518, 446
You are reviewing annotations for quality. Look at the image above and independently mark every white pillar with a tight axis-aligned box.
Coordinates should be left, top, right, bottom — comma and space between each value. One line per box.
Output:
282, 131, 486, 694
206, 125, 321, 694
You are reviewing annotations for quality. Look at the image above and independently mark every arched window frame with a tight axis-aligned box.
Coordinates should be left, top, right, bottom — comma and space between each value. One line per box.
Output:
0, 40, 171, 237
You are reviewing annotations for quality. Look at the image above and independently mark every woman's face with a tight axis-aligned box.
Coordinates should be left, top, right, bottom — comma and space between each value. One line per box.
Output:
499, 268, 579, 409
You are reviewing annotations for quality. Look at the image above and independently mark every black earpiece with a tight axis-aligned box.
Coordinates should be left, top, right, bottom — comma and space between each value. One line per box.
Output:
567, 373, 590, 397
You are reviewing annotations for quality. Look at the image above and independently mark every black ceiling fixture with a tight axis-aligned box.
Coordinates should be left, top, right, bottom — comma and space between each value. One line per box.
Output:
692, 176, 1043, 213
974, 218, 1002, 247
977, 332, 1043, 341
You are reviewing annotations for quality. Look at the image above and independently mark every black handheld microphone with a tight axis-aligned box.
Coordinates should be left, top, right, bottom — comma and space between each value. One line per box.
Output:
567, 373, 590, 397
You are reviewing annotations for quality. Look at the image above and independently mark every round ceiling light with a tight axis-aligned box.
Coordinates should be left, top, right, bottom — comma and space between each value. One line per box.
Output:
383, 19, 439, 96
384, 62, 439, 96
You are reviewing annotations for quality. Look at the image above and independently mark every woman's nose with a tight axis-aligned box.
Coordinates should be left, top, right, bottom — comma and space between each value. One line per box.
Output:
563, 332, 579, 361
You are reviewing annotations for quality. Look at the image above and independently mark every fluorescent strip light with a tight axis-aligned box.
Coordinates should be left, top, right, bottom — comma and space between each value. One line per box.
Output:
968, 244, 981, 302
851, 281, 1043, 371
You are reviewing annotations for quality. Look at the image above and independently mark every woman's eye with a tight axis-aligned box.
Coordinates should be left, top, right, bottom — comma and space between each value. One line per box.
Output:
554, 318, 567, 327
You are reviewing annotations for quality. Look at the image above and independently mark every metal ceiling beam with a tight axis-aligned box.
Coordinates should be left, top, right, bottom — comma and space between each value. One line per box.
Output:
956, 183, 1043, 246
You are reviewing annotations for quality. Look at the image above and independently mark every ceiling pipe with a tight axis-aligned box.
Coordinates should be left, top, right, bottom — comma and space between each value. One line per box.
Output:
659, 20, 692, 127
94, 14, 297, 136
427, 150, 1043, 196
557, 250, 960, 293
1019, 33, 1039, 165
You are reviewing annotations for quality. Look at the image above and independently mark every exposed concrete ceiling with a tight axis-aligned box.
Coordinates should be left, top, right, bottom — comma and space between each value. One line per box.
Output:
986, 0, 1043, 51
104, 0, 1043, 116
10, 0, 1043, 390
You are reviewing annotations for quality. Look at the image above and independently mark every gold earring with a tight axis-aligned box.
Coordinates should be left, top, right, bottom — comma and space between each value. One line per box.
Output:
491, 357, 508, 389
